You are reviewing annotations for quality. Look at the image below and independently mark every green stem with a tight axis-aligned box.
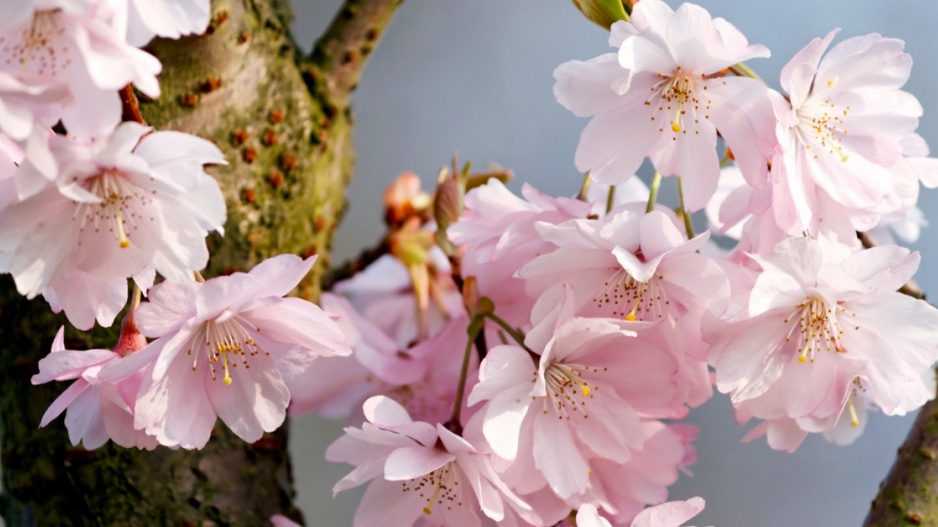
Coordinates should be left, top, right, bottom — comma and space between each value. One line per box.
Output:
448, 316, 481, 430
605, 184, 616, 214
730, 62, 762, 81
645, 172, 661, 214
483, 312, 532, 353
676, 177, 695, 239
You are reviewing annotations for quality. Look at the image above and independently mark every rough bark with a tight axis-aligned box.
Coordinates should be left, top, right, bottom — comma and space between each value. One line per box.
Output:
0, 0, 399, 525
865, 392, 938, 526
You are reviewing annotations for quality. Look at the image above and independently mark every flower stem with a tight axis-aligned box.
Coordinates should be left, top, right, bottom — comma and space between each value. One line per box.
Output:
645, 171, 661, 213
447, 314, 483, 431
483, 312, 532, 353
676, 177, 695, 238
130, 284, 142, 311
730, 62, 762, 81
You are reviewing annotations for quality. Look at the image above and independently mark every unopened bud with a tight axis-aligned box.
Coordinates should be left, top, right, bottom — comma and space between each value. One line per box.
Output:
571, 0, 630, 29
114, 310, 147, 357
434, 174, 463, 256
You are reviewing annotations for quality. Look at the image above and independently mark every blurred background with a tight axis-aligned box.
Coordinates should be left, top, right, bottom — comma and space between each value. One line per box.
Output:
288, 1, 938, 525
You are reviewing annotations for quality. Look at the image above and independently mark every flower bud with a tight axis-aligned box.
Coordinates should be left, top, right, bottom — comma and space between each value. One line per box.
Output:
571, 0, 630, 29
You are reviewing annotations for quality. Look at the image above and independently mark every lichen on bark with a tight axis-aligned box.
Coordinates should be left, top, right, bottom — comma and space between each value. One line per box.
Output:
0, 0, 400, 524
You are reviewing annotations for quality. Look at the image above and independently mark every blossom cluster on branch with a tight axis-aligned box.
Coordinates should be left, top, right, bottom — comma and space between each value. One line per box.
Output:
1, 0, 937, 525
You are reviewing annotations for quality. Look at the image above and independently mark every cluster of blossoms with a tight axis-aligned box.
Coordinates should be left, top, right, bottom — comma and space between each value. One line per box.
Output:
288, 0, 938, 525
4, 0, 938, 525
0, 1, 354, 453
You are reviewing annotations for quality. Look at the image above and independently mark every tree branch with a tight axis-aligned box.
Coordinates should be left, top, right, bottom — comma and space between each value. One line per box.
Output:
309, 0, 404, 103
865, 390, 938, 526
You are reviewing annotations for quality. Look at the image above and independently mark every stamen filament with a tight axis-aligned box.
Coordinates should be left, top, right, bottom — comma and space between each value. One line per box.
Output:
114, 202, 130, 248
847, 398, 860, 427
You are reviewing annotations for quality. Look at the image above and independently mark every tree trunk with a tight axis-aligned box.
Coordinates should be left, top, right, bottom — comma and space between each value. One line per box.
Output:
0, 0, 399, 524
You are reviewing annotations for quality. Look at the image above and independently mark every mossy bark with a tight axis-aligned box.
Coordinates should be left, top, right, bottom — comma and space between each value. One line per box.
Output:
865, 385, 938, 526
0, 0, 399, 524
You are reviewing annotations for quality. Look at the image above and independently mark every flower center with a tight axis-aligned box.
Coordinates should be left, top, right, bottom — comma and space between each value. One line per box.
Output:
74, 169, 150, 249
592, 268, 668, 321
797, 97, 851, 162
787, 297, 846, 363
645, 68, 711, 136
541, 362, 605, 420
0, 10, 72, 77
188, 317, 265, 385
398, 465, 462, 516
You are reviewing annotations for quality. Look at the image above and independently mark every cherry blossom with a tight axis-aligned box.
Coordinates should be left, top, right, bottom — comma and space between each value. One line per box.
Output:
448, 178, 590, 327
332, 252, 463, 347
520, 209, 728, 325
769, 30, 938, 237
0, 122, 226, 329
554, 0, 774, 211
289, 293, 470, 426
706, 236, 938, 450
32, 324, 158, 450
469, 283, 679, 500
0, 0, 161, 138
98, 254, 352, 449
327, 396, 529, 527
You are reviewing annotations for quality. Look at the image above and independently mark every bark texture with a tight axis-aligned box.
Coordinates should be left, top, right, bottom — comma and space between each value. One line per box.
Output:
0, 0, 400, 524
865, 383, 938, 526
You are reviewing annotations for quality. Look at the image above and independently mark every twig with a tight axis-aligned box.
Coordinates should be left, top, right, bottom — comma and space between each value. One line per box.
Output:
309, 0, 404, 103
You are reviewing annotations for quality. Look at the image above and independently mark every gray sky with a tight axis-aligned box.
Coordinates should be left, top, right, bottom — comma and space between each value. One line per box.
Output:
288, 1, 938, 525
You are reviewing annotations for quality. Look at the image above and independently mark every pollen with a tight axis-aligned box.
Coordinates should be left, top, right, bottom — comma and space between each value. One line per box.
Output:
797, 98, 851, 162
192, 317, 265, 385
592, 268, 668, 321
790, 297, 850, 364
1, 11, 72, 77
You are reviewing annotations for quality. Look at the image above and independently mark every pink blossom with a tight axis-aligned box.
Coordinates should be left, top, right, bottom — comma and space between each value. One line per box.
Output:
554, 0, 774, 211
32, 325, 158, 450
769, 30, 937, 237
0, 0, 161, 138
706, 236, 938, 450
327, 396, 529, 527
448, 178, 591, 327
99, 254, 352, 449
469, 283, 679, 500
520, 209, 729, 325
0, 122, 226, 329
332, 252, 463, 347
289, 293, 470, 426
